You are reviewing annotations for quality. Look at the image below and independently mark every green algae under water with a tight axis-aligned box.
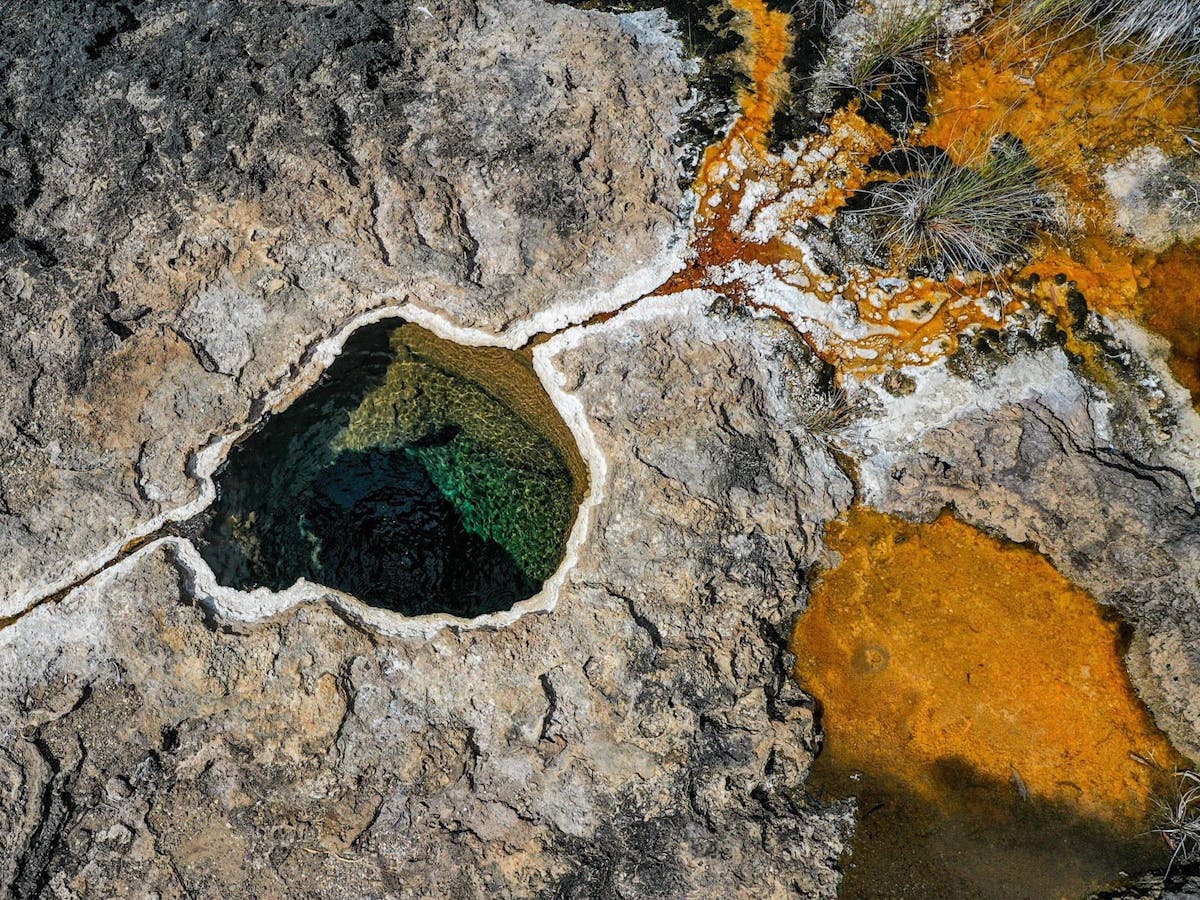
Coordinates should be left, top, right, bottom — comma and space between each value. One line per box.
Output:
195, 320, 584, 618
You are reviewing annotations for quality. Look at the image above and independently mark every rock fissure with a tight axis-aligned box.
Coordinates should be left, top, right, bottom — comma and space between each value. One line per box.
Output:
12, 733, 73, 900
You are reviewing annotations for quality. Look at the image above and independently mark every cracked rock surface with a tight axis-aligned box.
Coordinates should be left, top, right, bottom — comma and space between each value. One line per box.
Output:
7, 0, 1200, 896
0, 0, 687, 612
1, 295, 853, 897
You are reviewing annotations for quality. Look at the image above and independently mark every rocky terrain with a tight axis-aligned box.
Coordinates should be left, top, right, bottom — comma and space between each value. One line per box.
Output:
0, 292, 855, 896
5, 0, 1200, 897
0, 0, 688, 615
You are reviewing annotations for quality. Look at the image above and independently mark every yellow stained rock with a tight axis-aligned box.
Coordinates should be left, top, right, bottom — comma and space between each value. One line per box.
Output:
792, 507, 1184, 898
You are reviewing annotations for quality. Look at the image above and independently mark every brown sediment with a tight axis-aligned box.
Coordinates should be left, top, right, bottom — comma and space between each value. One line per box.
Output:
792, 507, 1186, 899
394, 323, 589, 504
1141, 244, 1200, 396
71, 330, 202, 451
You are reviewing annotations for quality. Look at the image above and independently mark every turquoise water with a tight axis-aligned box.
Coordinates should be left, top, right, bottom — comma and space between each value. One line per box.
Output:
194, 321, 579, 617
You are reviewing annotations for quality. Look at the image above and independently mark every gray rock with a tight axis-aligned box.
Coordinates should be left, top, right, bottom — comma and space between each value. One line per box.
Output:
1104, 145, 1200, 252
0, 0, 690, 615
0, 295, 854, 897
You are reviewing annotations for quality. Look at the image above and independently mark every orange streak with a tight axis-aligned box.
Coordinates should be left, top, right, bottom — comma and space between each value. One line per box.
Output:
689, 0, 793, 224
731, 0, 791, 146
926, 21, 1200, 400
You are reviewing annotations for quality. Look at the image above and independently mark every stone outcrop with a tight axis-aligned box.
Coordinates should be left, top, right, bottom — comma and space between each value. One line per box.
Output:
1, 294, 853, 897
0, 0, 689, 615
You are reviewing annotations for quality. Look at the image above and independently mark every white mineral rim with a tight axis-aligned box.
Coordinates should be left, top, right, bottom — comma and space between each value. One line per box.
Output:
3, 238, 689, 634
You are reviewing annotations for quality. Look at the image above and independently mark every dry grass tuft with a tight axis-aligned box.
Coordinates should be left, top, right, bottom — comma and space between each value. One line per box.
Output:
1010, 0, 1200, 83
1152, 769, 1200, 873
857, 135, 1054, 277
835, 5, 942, 97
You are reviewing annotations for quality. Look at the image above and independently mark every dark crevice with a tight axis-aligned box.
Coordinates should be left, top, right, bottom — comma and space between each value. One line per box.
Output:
23, 238, 58, 269
13, 743, 71, 899
538, 673, 559, 742
84, 3, 141, 60
0, 202, 16, 243
12, 688, 90, 900
102, 313, 134, 340
330, 104, 361, 189
623, 594, 664, 649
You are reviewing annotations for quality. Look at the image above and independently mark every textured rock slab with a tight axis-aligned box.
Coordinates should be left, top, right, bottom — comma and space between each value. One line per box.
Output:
0, 296, 853, 897
843, 349, 1200, 761
0, 0, 689, 614
1104, 145, 1200, 252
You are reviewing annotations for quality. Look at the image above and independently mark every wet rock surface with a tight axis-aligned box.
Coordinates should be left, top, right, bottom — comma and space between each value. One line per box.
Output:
1104, 146, 1200, 253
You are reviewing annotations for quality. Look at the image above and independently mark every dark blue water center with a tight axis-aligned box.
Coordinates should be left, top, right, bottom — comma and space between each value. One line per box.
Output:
193, 320, 582, 618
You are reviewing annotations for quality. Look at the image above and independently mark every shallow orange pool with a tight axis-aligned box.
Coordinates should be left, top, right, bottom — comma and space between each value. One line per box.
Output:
792, 507, 1185, 899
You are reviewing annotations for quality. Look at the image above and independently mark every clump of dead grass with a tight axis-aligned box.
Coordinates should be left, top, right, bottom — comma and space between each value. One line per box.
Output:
833, 5, 943, 98
857, 135, 1055, 277
1152, 769, 1200, 874
1010, 0, 1200, 84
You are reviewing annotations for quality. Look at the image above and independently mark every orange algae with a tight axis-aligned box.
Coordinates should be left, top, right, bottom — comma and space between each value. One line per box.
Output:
664, 0, 1048, 374
1141, 244, 1200, 397
792, 507, 1184, 899
925, 20, 1200, 400
1022, 235, 1200, 402
681, 0, 798, 257
924, 26, 1196, 205
729, 0, 790, 147
686, 10, 1200, 383
670, 0, 1200, 383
